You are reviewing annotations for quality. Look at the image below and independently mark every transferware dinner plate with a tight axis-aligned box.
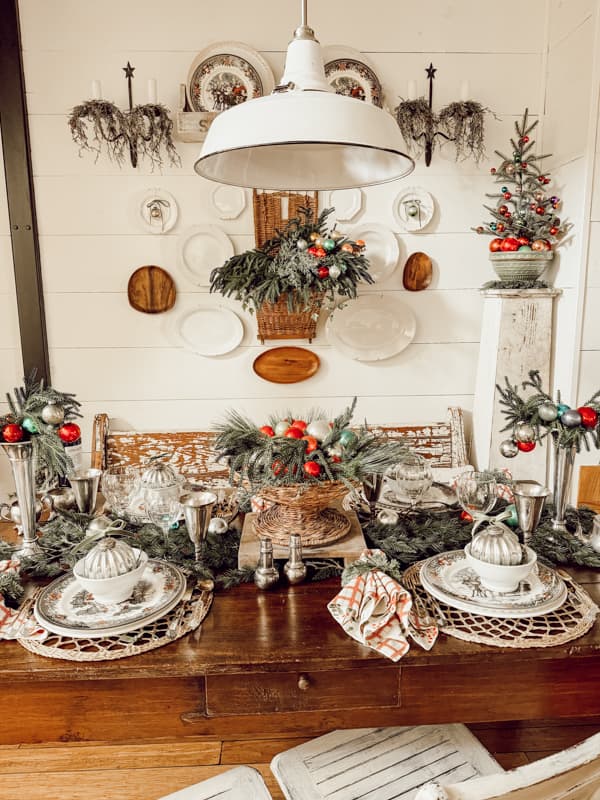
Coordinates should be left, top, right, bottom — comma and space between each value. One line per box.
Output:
178, 225, 234, 286
323, 46, 383, 107
420, 550, 567, 619
187, 41, 275, 113
326, 294, 416, 361
34, 560, 187, 638
347, 223, 399, 282
176, 306, 244, 357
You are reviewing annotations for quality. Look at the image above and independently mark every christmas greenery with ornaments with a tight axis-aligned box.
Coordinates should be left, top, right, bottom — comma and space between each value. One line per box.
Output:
497, 370, 600, 458
209, 207, 373, 312
0, 373, 81, 484
213, 398, 407, 491
474, 108, 566, 255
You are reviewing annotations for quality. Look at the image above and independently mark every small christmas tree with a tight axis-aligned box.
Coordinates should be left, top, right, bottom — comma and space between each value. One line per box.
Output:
474, 108, 566, 253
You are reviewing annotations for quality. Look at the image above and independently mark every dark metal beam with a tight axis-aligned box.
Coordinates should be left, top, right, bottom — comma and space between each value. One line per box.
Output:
0, 0, 50, 382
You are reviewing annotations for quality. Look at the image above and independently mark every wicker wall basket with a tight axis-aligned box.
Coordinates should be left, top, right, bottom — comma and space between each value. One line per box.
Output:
256, 481, 351, 546
256, 291, 323, 343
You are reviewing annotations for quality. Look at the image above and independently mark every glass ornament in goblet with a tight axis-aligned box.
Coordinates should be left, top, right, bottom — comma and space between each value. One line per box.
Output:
146, 495, 182, 547
455, 471, 497, 519
394, 453, 433, 508
101, 466, 139, 516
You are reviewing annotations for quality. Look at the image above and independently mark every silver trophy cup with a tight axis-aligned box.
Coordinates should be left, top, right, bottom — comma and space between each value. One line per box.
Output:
513, 480, 551, 542
181, 491, 217, 561
68, 468, 102, 514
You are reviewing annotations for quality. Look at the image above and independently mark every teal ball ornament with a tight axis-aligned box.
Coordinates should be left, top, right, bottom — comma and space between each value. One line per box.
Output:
323, 238, 336, 252
557, 403, 571, 418
297, 238, 308, 251
505, 504, 519, 527
561, 408, 582, 427
499, 439, 519, 458
538, 402, 558, 422
22, 417, 38, 434
338, 429, 357, 448
518, 245, 532, 252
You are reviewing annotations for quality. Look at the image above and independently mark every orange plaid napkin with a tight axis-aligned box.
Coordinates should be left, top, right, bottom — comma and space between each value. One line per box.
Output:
0, 559, 46, 641
328, 550, 437, 662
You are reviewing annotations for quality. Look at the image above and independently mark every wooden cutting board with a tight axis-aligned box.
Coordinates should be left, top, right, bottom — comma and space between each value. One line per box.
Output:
403, 251, 433, 291
127, 266, 176, 313
253, 346, 320, 384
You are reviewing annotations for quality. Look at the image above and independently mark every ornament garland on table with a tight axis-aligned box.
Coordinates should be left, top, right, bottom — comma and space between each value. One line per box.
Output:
0, 373, 82, 486
209, 207, 373, 313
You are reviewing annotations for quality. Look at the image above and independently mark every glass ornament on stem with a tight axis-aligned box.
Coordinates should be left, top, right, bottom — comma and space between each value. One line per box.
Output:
455, 471, 497, 521
147, 495, 182, 547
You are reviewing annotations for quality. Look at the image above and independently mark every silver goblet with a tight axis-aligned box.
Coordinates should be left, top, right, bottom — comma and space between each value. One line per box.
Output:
181, 491, 217, 562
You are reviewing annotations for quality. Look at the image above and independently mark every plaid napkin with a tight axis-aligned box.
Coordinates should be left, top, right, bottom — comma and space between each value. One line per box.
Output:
328, 550, 437, 662
0, 559, 46, 641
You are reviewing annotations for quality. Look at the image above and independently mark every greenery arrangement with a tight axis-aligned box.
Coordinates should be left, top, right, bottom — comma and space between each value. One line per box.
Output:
213, 398, 407, 492
497, 370, 600, 453
474, 108, 567, 252
209, 207, 373, 312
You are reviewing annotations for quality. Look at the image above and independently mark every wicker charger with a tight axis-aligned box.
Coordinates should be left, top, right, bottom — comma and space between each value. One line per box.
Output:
18, 580, 213, 662
403, 561, 598, 649
257, 481, 350, 546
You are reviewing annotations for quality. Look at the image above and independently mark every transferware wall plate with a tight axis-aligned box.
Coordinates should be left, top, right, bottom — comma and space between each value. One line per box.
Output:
322, 45, 383, 107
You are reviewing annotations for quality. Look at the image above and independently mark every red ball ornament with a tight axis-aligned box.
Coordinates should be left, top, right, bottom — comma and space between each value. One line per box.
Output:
498, 205, 508, 215
259, 425, 275, 437
317, 266, 330, 279
521, 135, 530, 143
529, 203, 537, 210
272, 460, 288, 477
331, 455, 342, 463
543, 177, 551, 185
460, 510, 473, 523
536, 206, 545, 215
314, 247, 326, 258
292, 419, 307, 431
549, 226, 558, 236
489, 238, 503, 252
516, 440, 536, 453
57, 422, 81, 444
503, 192, 512, 200
517, 236, 530, 246
521, 162, 528, 169
307, 246, 318, 256
303, 461, 321, 477
578, 407, 599, 429
301, 435, 318, 453
1, 423, 25, 443
500, 237, 519, 252
490, 167, 497, 174
497, 223, 505, 233
537, 175, 545, 183
284, 426, 303, 439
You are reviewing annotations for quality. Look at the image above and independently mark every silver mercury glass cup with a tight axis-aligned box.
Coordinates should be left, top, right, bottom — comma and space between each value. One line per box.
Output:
181, 491, 217, 562
68, 468, 102, 514
513, 480, 551, 543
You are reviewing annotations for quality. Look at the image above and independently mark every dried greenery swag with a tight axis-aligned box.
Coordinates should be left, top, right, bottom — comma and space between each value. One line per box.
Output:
68, 99, 181, 169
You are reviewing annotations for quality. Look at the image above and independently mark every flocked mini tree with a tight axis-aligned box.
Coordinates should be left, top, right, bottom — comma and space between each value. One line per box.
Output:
474, 109, 567, 253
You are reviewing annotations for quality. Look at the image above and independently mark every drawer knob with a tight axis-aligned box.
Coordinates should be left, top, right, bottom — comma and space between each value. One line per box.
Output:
297, 674, 310, 691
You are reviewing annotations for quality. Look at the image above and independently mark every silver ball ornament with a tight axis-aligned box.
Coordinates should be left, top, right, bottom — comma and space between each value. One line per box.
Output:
499, 439, 519, 458
538, 401, 558, 422
41, 402, 65, 425
514, 422, 535, 443
296, 238, 308, 251
329, 264, 341, 280
330, 229, 344, 241
505, 163, 515, 175
561, 409, 582, 428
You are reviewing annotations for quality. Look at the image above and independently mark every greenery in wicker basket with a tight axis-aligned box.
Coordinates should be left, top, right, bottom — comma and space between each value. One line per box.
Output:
209, 207, 373, 312
0, 372, 82, 485
496, 369, 600, 453
213, 398, 407, 492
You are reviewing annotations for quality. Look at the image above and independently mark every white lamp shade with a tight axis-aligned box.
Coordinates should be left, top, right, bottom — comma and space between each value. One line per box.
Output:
195, 90, 414, 190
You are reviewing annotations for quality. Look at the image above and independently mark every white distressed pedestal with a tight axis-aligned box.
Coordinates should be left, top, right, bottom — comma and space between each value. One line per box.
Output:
473, 288, 562, 482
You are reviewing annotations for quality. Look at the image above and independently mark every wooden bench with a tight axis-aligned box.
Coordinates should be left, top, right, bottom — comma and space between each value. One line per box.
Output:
578, 466, 600, 513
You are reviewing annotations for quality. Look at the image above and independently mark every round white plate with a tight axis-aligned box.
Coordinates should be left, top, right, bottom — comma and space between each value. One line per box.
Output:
176, 306, 244, 357
324, 189, 362, 222
187, 41, 275, 113
326, 294, 416, 361
178, 225, 234, 287
347, 223, 399, 282
34, 560, 187, 638
211, 185, 247, 220
393, 187, 435, 232
420, 550, 567, 619
322, 46, 384, 107
140, 189, 178, 234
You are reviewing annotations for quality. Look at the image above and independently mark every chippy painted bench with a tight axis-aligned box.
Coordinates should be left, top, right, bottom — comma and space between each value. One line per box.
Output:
91, 408, 469, 480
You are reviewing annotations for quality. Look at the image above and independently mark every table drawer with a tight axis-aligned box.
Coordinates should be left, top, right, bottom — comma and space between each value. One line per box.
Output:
205, 666, 399, 716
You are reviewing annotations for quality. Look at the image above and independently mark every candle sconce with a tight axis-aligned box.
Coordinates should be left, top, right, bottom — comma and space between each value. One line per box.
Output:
394, 63, 490, 167
68, 63, 181, 170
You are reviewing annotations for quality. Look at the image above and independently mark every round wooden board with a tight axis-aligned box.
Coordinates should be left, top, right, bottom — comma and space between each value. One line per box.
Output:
403, 251, 432, 291
127, 266, 176, 313
253, 347, 320, 384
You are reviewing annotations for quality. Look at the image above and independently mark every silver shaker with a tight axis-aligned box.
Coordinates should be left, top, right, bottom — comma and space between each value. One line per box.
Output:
254, 538, 279, 590
283, 533, 307, 585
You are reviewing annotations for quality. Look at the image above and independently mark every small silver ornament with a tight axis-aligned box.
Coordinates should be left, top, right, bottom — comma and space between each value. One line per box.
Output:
534, 190, 545, 202
329, 264, 342, 280
538, 401, 558, 422
406, 202, 420, 217
283, 533, 307, 584
377, 508, 399, 525
330, 229, 344, 241
41, 402, 65, 425
561, 408, 582, 428
505, 163, 515, 175
499, 438, 519, 458
514, 422, 535, 443
254, 538, 279, 590
297, 238, 308, 251
470, 522, 522, 565
208, 516, 228, 534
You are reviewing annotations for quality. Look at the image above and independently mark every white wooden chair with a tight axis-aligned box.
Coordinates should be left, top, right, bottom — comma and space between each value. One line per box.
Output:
157, 765, 272, 799
415, 730, 600, 800
270, 725, 502, 800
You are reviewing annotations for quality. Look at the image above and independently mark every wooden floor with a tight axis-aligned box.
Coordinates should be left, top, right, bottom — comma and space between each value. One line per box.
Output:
1, 719, 599, 800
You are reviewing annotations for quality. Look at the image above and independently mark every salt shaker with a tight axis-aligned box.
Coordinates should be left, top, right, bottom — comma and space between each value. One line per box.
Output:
254, 538, 279, 590
284, 533, 307, 585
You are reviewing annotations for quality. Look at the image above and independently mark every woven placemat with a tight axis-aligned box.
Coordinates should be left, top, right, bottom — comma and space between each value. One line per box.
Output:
403, 562, 598, 648
17, 580, 213, 662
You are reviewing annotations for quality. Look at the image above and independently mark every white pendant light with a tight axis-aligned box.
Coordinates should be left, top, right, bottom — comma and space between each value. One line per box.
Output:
194, 1, 414, 190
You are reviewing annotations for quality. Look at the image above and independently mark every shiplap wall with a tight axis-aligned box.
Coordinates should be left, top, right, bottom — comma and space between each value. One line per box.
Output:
15, 0, 550, 476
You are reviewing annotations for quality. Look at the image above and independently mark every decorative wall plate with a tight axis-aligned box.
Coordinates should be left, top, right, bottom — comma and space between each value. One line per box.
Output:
211, 184, 247, 219
176, 306, 244, 357
420, 550, 567, 619
393, 187, 435, 232
347, 223, 399, 282
322, 46, 383, 107
326, 295, 416, 361
34, 560, 187, 638
253, 346, 320, 383
139, 189, 178, 234
187, 41, 275, 113
127, 266, 176, 314
324, 188, 362, 222
178, 225, 234, 286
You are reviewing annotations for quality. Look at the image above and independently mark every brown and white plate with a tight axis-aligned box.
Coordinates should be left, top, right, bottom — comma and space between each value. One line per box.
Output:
323, 46, 383, 107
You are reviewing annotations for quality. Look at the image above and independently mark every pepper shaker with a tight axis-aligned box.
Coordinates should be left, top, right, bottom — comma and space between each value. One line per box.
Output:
254, 538, 279, 590
284, 533, 307, 585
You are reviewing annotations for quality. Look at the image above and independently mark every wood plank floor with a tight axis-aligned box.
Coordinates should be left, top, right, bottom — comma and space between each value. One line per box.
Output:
0, 719, 599, 800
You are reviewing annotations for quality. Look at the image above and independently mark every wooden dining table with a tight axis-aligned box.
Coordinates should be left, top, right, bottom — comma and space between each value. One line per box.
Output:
1, 563, 600, 749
